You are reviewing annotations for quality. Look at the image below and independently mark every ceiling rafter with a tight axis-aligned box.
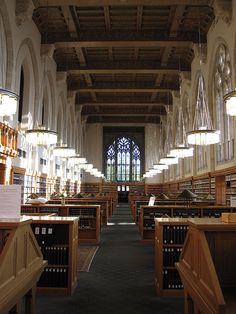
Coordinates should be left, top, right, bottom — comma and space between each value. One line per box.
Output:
55, 40, 193, 49
77, 87, 177, 93
151, 5, 185, 101
69, 68, 188, 75
38, 0, 211, 7
33, 1, 214, 124
104, 6, 111, 31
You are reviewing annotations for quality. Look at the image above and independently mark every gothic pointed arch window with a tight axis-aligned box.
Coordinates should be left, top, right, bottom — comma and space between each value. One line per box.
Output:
105, 136, 141, 182
214, 44, 234, 163
182, 92, 192, 175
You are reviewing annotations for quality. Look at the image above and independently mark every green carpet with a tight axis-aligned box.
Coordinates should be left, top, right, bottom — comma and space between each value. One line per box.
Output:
36, 203, 184, 314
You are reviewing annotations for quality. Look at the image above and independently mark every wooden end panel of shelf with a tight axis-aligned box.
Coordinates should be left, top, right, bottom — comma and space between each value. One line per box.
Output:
176, 218, 236, 313
0, 218, 45, 313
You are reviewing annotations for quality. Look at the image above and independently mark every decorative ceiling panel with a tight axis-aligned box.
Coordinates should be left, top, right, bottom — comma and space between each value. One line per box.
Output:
34, 1, 215, 124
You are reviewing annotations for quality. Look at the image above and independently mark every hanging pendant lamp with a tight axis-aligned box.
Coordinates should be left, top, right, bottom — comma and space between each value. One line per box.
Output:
169, 75, 194, 157
223, 90, 236, 116
0, 88, 19, 116
26, 125, 58, 146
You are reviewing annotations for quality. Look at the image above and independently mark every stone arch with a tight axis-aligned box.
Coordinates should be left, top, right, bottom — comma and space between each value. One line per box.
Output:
56, 93, 65, 143
14, 38, 40, 129
0, 1, 14, 89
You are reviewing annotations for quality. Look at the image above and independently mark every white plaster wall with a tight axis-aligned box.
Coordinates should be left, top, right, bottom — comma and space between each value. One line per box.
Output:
83, 123, 103, 183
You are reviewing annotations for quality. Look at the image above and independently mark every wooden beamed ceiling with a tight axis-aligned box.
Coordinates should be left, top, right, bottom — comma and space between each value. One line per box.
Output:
34, 1, 214, 124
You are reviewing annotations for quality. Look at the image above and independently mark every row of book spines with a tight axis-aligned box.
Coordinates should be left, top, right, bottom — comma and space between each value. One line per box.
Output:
163, 225, 188, 244
21, 207, 60, 214
162, 247, 182, 267
80, 219, 96, 229
41, 246, 68, 265
143, 211, 171, 217
38, 267, 68, 288
162, 270, 183, 289
69, 211, 96, 216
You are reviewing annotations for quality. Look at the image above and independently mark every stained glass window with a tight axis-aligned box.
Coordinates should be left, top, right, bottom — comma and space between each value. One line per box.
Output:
105, 136, 141, 182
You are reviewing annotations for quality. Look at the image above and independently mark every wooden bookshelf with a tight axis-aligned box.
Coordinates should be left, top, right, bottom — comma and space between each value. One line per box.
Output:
47, 198, 109, 225
29, 216, 79, 295
36, 174, 47, 198
192, 175, 211, 199
81, 183, 100, 194
67, 205, 101, 244
139, 205, 236, 242
0, 217, 46, 313
146, 184, 163, 195
21, 204, 101, 244
12, 170, 25, 203
176, 218, 236, 314
155, 218, 188, 297
139, 206, 172, 242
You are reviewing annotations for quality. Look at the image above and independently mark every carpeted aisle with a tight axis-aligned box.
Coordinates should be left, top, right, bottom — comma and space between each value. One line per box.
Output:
36, 203, 184, 314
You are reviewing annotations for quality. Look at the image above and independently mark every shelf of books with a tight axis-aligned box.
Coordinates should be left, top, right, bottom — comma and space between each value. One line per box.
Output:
139, 205, 236, 242
21, 204, 101, 244
155, 218, 188, 297
68, 205, 100, 244
36, 174, 47, 198
192, 175, 210, 199
53, 177, 61, 194
139, 206, 172, 242
80, 183, 100, 195
146, 184, 163, 196
12, 170, 25, 203
178, 179, 193, 193
224, 173, 236, 206
31, 216, 79, 295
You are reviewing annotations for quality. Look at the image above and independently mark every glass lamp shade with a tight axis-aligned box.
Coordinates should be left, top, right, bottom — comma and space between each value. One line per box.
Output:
153, 163, 168, 170
53, 144, 75, 157
159, 155, 179, 165
169, 145, 194, 158
149, 168, 162, 174
26, 127, 57, 146
82, 163, 93, 170
224, 91, 236, 116
68, 155, 86, 166
0, 88, 19, 116
187, 127, 220, 146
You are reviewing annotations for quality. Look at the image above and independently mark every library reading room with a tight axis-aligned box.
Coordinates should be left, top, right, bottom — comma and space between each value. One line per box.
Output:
1, 0, 236, 313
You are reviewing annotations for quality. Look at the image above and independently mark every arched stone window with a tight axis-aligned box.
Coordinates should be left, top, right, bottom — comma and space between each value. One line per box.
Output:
182, 93, 192, 174
105, 136, 141, 182
214, 44, 234, 163
194, 75, 208, 171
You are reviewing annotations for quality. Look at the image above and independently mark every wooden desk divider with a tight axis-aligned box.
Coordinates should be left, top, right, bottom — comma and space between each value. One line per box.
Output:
0, 217, 46, 313
176, 218, 236, 313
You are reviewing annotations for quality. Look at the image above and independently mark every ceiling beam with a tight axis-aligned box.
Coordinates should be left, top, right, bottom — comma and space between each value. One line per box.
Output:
86, 116, 161, 124
69, 68, 187, 75
78, 101, 166, 106
38, 1, 211, 7
61, 6, 77, 38
77, 87, 175, 93
82, 106, 166, 115
55, 40, 192, 49
104, 6, 111, 31
83, 113, 162, 116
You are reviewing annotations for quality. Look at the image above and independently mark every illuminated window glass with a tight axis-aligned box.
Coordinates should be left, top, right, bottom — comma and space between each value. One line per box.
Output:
105, 136, 141, 182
